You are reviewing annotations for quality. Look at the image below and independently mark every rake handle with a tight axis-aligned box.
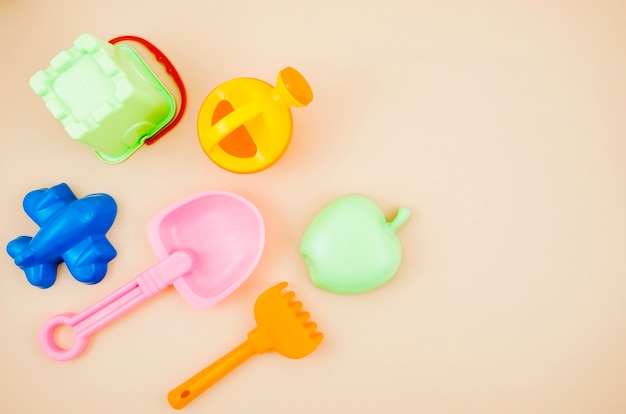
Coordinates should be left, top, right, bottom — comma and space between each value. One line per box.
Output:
168, 339, 257, 409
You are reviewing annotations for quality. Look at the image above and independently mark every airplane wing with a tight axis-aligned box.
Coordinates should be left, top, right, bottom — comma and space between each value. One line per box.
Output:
22, 183, 77, 227
62, 236, 118, 284
22, 262, 60, 289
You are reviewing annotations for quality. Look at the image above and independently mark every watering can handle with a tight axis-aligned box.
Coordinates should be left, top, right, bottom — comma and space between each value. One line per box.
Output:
200, 101, 263, 150
38, 249, 195, 361
199, 101, 283, 173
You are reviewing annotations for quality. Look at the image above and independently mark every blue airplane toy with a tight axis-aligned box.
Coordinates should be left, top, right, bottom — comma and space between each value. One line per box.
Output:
6, 183, 118, 288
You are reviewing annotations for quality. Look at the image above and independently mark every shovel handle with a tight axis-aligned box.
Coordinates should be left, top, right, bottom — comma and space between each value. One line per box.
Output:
39, 249, 195, 361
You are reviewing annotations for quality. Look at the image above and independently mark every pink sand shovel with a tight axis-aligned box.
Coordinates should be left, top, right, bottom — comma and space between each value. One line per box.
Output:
39, 191, 265, 361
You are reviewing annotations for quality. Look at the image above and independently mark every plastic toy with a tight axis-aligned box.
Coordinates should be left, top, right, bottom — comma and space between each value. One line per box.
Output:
30, 33, 186, 164
197, 66, 313, 173
6, 183, 117, 288
299, 194, 411, 294
39, 190, 265, 361
168, 282, 323, 409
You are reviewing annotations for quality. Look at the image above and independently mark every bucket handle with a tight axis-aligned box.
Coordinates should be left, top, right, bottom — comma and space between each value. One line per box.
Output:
109, 35, 187, 145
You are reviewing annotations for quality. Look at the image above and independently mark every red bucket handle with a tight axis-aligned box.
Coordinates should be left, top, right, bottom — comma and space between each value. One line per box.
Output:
109, 35, 187, 145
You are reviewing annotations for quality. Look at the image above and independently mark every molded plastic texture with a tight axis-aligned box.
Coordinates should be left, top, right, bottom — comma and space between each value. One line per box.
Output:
6, 183, 117, 288
299, 194, 411, 294
38, 190, 265, 361
29, 33, 176, 163
168, 282, 323, 409
197, 66, 313, 174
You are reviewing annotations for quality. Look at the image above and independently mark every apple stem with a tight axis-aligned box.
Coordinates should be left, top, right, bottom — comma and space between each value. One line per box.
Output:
387, 206, 411, 232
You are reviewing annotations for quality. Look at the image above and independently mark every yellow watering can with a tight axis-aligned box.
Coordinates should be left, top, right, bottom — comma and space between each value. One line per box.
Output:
197, 67, 313, 174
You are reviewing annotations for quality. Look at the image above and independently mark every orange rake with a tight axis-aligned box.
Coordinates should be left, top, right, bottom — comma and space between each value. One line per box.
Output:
168, 282, 323, 409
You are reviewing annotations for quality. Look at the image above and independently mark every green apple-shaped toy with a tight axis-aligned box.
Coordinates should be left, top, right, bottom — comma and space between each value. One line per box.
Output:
299, 194, 411, 294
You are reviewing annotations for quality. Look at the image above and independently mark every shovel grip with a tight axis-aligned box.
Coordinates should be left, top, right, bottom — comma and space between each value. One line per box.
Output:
38, 278, 146, 361
38, 250, 195, 361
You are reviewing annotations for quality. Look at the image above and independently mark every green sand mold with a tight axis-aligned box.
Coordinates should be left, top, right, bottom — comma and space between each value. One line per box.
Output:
299, 194, 411, 295
30, 33, 176, 163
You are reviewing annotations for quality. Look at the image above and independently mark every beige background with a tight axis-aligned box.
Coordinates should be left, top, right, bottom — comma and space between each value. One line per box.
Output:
1, 1, 625, 413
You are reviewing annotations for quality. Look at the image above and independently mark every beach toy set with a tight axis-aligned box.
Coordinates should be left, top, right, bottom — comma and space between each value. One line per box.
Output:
29, 33, 309, 173
39, 190, 265, 361
7, 32, 410, 409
